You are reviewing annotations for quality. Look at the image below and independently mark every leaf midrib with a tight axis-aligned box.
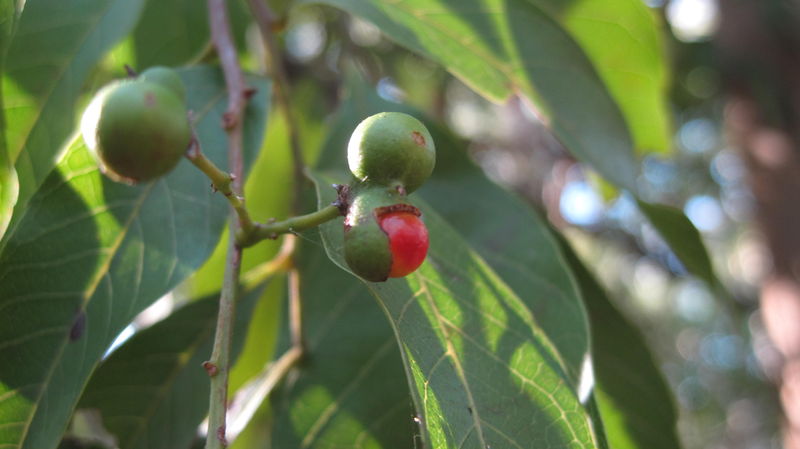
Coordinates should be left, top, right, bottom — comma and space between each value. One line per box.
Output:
414, 277, 488, 447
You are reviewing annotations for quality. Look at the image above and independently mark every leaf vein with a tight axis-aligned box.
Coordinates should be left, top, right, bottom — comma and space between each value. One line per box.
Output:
416, 277, 488, 447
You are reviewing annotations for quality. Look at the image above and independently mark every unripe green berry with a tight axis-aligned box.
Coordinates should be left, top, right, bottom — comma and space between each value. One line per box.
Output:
81, 80, 191, 184
347, 112, 435, 193
343, 185, 428, 282
139, 66, 186, 103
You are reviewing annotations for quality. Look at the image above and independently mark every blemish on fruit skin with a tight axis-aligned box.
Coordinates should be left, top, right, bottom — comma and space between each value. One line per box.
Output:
411, 131, 426, 146
375, 203, 421, 218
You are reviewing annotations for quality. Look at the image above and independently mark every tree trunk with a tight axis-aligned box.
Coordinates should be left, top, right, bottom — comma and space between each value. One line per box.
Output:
718, 1, 800, 446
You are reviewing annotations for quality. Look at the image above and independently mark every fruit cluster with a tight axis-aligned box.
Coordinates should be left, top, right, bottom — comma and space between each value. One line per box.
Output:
81, 73, 434, 282
343, 112, 435, 282
81, 66, 190, 184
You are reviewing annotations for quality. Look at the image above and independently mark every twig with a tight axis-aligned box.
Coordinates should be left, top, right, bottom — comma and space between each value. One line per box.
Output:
186, 136, 254, 234
246, 0, 306, 212
205, 0, 250, 447
205, 233, 241, 449
226, 345, 304, 443
236, 204, 343, 247
288, 268, 305, 351
240, 234, 297, 289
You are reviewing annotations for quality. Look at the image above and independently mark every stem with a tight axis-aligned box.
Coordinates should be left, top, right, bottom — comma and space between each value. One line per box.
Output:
186, 136, 344, 248
205, 232, 242, 449
236, 204, 343, 248
186, 137, 254, 235
206, 0, 249, 446
240, 234, 297, 289
288, 268, 305, 350
246, 0, 306, 211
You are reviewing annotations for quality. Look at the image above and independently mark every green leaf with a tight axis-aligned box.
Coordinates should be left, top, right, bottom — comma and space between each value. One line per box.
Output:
77, 284, 266, 449
318, 79, 590, 384
420, 131, 592, 383
535, 0, 672, 154
3, 0, 146, 215
314, 175, 601, 448
0, 1, 19, 241
228, 277, 284, 393
0, 66, 269, 449
555, 232, 681, 449
0, 136, 17, 243
636, 200, 716, 288
131, 0, 251, 68
268, 240, 415, 448
304, 84, 601, 447
304, 0, 639, 191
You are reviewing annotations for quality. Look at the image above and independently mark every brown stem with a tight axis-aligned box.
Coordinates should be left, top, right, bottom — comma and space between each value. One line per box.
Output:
289, 267, 305, 351
246, 0, 306, 212
240, 234, 297, 289
205, 0, 250, 447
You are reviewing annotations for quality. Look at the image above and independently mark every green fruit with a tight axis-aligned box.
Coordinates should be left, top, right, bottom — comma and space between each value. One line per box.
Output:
139, 66, 186, 103
347, 112, 435, 193
81, 80, 191, 184
343, 185, 427, 282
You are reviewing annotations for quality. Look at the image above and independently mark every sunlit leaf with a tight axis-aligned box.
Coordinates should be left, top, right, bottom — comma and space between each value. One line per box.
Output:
313, 173, 602, 448
535, 0, 672, 154
268, 240, 416, 448
319, 78, 591, 382
0, 0, 19, 240
295, 80, 601, 448
0, 66, 269, 449
260, 75, 603, 447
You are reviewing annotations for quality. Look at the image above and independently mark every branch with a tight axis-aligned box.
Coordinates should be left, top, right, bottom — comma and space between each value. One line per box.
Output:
186, 136, 254, 234
246, 0, 306, 211
236, 204, 343, 247
204, 232, 241, 449
288, 268, 305, 350
205, 0, 250, 447
240, 234, 297, 289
